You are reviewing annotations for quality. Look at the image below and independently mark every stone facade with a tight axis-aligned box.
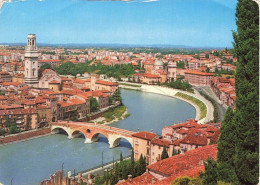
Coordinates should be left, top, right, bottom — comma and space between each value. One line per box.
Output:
24, 34, 39, 87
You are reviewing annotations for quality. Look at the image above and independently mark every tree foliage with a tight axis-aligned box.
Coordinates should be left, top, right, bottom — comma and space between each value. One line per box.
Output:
161, 146, 169, 160
176, 61, 185, 69
202, 158, 218, 185
231, 1, 259, 184
203, 1, 259, 184
217, 107, 238, 183
56, 61, 138, 79
90, 97, 99, 112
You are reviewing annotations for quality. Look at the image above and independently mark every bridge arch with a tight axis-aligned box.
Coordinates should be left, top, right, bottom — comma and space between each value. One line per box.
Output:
88, 132, 109, 144
109, 135, 133, 148
71, 130, 87, 140
51, 126, 72, 138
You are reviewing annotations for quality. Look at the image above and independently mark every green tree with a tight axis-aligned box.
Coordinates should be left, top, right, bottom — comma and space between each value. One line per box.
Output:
217, 107, 238, 183
161, 146, 169, 160
202, 158, 218, 185
0, 128, 5, 136
40, 63, 52, 70
90, 97, 99, 112
120, 152, 123, 162
139, 154, 146, 175
130, 149, 135, 176
8, 124, 20, 134
176, 61, 185, 69
231, 1, 259, 184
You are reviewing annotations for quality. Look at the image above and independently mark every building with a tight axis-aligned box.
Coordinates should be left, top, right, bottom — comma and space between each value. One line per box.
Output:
38, 69, 61, 91
211, 77, 236, 108
0, 108, 38, 131
184, 70, 213, 86
38, 59, 62, 68
132, 131, 174, 165
0, 71, 12, 83
167, 61, 177, 81
24, 34, 39, 87
132, 73, 161, 84
162, 119, 220, 153
85, 74, 119, 93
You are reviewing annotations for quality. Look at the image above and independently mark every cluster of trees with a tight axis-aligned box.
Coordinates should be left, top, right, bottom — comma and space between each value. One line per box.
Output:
90, 97, 99, 112
176, 61, 185, 69
41, 51, 55, 55
203, 1, 259, 185
56, 61, 139, 79
163, 76, 194, 93
0, 118, 21, 136
109, 89, 122, 105
94, 151, 146, 185
214, 68, 234, 76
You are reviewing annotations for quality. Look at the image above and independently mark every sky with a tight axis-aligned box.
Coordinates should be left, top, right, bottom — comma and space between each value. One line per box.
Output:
0, 0, 237, 47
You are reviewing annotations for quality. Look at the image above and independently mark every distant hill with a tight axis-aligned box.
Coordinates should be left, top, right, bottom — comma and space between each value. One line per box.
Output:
0, 42, 229, 49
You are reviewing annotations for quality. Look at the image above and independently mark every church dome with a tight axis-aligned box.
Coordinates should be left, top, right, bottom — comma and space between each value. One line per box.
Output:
154, 59, 164, 66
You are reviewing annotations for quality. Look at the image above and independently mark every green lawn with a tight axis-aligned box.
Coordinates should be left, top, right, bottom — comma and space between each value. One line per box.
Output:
175, 92, 207, 120
103, 106, 128, 122
118, 82, 141, 87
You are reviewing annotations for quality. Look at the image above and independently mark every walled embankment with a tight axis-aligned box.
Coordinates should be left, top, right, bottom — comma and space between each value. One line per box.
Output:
0, 128, 51, 145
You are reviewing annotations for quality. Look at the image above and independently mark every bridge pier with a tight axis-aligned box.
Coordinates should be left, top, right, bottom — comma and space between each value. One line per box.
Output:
84, 138, 93, 144
68, 134, 73, 139
109, 138, 120, 148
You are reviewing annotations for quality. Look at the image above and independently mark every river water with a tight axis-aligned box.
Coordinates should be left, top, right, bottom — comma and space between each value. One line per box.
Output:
0, 89, 195, 185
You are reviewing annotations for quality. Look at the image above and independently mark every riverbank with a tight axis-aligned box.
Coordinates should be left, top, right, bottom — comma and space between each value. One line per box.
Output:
91, 106, 129, 125
119, 82, 214, 124
0, 128, 51, 145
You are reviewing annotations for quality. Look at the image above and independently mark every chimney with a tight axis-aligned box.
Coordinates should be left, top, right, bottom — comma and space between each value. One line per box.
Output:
150, 129, 153, 133
152, 178, 155, 184
137, 128, 140, 132
128, 175, 132, 182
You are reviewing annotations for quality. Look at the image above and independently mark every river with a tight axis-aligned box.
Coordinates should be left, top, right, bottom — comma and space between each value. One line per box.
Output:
0, 89, 195, 185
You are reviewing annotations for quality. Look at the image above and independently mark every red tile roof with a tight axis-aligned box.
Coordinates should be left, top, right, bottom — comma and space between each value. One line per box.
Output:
117, 172, 158, 185
96, 80, 118, 86
153, 166, 205, 185
132, 131, 157, 141
185, 70, 213, 76
147, 144, 217, 176
151, 138, 171, 147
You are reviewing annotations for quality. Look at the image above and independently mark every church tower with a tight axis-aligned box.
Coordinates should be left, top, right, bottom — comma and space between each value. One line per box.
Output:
24, 34, 39, 87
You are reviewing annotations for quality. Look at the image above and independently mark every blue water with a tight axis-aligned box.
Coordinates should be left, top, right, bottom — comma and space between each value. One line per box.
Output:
0, 89, 195, 185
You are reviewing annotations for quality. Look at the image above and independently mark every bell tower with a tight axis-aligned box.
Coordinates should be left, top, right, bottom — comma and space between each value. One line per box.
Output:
24, 34, 39, 87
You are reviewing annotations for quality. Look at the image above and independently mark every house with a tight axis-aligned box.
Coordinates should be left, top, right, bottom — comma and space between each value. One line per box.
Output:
184, 70, 213, 86
132, 73, 161, 84
211, 77, 236, 108
0, 71, 12, 83
132, 131, 174, 165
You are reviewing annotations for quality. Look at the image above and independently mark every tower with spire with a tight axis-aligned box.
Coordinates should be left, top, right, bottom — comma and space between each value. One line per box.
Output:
24, 34, 39, 87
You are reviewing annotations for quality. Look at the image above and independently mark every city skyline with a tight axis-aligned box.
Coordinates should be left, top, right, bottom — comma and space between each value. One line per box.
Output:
0, 0, 237, 47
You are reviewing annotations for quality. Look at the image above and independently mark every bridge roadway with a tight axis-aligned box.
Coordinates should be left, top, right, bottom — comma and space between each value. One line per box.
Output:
50, 121, 136, 148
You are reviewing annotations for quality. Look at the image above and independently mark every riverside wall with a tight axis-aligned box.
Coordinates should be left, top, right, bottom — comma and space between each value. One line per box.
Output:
0, 128, 51, 145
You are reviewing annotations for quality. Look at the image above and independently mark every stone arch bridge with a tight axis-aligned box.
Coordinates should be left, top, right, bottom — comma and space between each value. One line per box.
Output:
51, 121, 136, 148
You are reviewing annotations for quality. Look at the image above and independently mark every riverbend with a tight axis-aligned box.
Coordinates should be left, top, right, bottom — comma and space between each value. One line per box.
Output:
0, 89, 195, 185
